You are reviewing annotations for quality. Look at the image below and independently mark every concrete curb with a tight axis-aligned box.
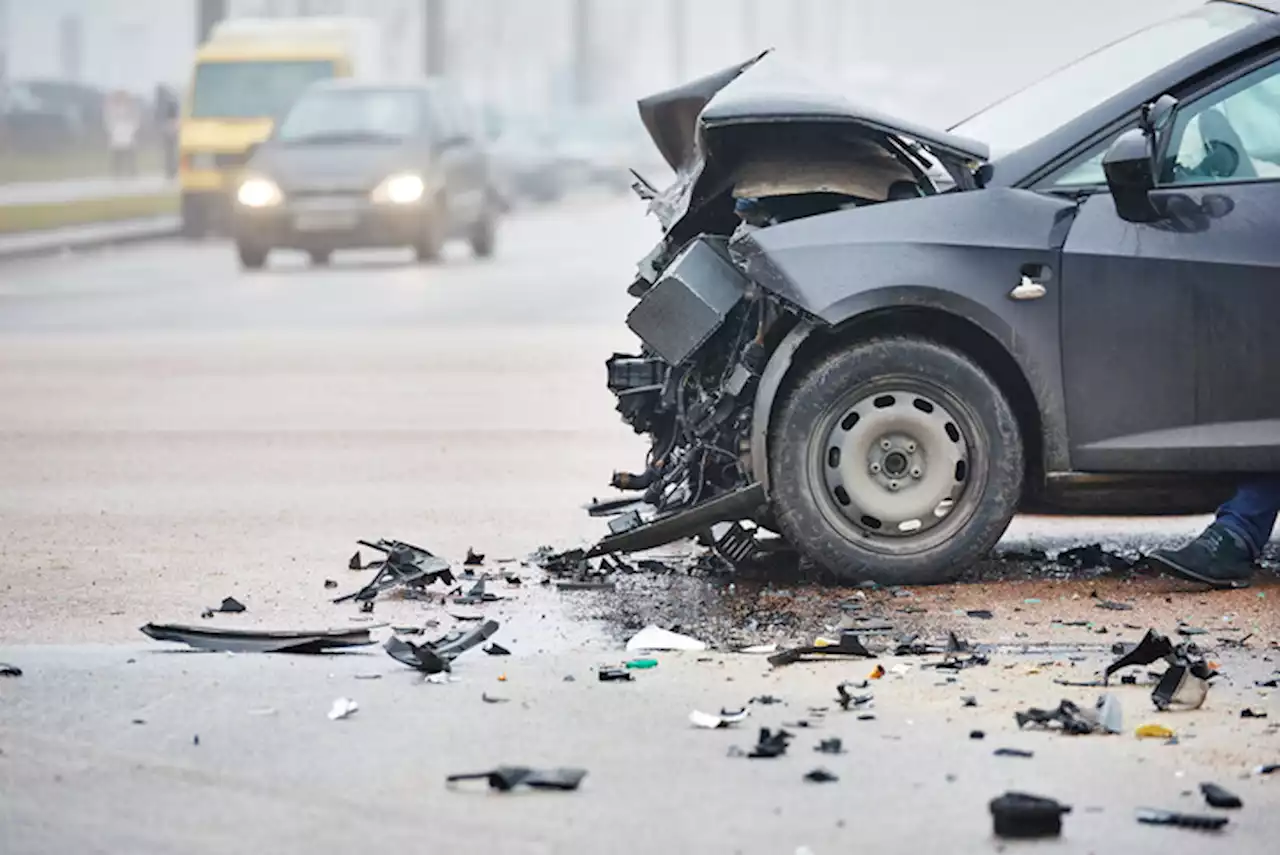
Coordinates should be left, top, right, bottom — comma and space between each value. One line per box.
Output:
0, 216, 181, 262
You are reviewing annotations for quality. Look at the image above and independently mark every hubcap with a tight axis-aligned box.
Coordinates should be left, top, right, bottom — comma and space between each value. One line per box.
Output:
819, 389, 970, 537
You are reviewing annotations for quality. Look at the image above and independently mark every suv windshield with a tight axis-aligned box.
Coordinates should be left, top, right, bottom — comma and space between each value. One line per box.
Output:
276, 89, 423, 144
951, 3, 1266, 157
191, 59, 335, 119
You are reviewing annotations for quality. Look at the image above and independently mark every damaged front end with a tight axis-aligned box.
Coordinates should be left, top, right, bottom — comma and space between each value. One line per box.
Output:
593, 52, 988, 560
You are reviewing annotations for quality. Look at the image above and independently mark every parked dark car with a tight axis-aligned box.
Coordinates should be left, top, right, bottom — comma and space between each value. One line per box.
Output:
594, 0, 1280, 584
231, 79, 498, 269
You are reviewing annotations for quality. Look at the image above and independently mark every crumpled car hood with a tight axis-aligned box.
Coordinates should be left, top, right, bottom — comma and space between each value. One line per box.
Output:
635, 50, 989, 232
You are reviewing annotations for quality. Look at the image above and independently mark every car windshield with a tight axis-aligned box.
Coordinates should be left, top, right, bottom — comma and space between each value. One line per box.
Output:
951, 3, 1266, 157
276, 89, 423, 144
190, 59, 335, 119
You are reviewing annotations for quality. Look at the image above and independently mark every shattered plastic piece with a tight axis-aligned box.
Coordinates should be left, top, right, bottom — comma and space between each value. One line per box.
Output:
323, 579, 338, 589
447, 766, 587, 792
348, 551, 363, 570
750, 695, 782, 705
1135, 808, 1228, 830
994, 748, 1034, 758
1016, 700, 1096, 736
335, 539, 455, 604
1255, 678, 1279, 688
384, 620, 500, 674
360, 600, 375, 614
990, 792, 1071, 839
0, 663, 21, 677
217, 597, 246, 613
1241, 708, 1268, 719
814, 738, 845, 754
598, 667, 634, 682
835, 683, 874, 711
746, 728, 793, 758
625, 658, 658, 669
966, 609, 994, 619
690, 708, 748, 729
1097, 693, 1124, 734
482, 692, 509, 704
1136, 724, 1175, 739
933, 653, 990, 671
1254, 764, 1279, 775
464, 547, 485, 566
625, 625, 707, 652
1176, 624, 1208, 636
804, 767, 839, 783
140, 623, 375, 654
1200, 783, 1241, 809
946, 631, 970, 653
869, 664, 886, 679
483, 643, 511, 656
1153, 665, 1209, 712
327, 697, 359, 720
962, 696, 978, 708
770, 631, 873, 666
889, 663, 913, 676
1096, 600, 1133, 611
970, 730, 986, 740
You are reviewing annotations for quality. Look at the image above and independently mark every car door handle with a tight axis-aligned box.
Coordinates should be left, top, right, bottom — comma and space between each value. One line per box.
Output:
1011, 265, 1051, 301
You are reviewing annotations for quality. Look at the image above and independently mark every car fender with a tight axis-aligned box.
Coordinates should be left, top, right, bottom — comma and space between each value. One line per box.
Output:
738, 188, 1080, 487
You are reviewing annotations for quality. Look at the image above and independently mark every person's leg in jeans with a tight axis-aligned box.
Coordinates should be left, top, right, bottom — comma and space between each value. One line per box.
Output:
1152, 477, 1280, 588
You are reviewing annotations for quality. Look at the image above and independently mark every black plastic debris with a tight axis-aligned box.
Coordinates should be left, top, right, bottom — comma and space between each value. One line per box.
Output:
598, 667, 633, 682
217, 597, 246, 613
384, 620, 499, 674
141, 623, 375, 654
454, 578, 502, 606
933, 653, 990, 671
484, 643, 511, 656
970, 730, 986, 740
1136, 808, 1228, 831
1256, 678, 1280, 688
0, 663, 21, 677
1058, 544, 1131, 571
750, 695, 782, 705
1200, 783, 1242, 809
1176, 624, 1207, 637
1016, 700, 1097, 736
815, 738, 845, 754
946, 631, 970, 653
962, 696, 978, 708
447, 766, 587, 792
464, 547, 485, 566
1255, 764, 1279, 776
1241, 708, 1268, 719
967, 609, 994, 620
323, 579, 338, 589
1104, 629, 1216, 711
335, 539, 456, 604
747, 728, 793, 758
1095, 600, 1133, 611
804, 767, 839, 783
360, 600, 375, 614
348, 551, 363, 570
482, 692, 509, 704
768, 631, 873, 667
1121, 674, 1138, 685
835, 682, 874, 711
990, 792, 1071, 839
994, 748, 1034, 758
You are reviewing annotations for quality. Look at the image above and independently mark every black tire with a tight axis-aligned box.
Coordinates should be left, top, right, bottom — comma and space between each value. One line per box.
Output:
414, 198, 445, 264
308, 249, 332, 266
769, 336, 1023, 585
236, 242, 268, 270
469, 205, 497, 259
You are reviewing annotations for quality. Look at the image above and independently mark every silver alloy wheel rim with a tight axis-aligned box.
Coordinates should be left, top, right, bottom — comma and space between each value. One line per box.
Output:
819, 388, 971, 538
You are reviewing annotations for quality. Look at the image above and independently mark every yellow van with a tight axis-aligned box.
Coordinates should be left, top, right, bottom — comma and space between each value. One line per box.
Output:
179, 17, 382, 236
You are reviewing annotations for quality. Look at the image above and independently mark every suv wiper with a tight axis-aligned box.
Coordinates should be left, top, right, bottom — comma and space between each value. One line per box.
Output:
282, 131, 403, 145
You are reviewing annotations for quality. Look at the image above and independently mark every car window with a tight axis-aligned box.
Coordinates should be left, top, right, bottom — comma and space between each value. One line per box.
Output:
276, 89, 423, 143
1161, 57, 1280, 185
1048, 129, 1130, 188
191, 60, 335, 119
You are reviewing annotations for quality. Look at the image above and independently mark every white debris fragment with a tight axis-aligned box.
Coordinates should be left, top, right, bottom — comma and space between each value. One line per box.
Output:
689, 708, 749, 729
889, 664, 913, 676
327, 697, 359, 720
740, 643, 779, 655
626, 625, 707, 652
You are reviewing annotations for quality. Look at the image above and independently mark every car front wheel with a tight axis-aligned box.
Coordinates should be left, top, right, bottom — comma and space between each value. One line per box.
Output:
236, 241, 269, 270
769, 336, 1023, 585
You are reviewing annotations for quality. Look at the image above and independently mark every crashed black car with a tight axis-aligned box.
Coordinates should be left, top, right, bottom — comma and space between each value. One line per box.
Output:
597, 0, 1280, 584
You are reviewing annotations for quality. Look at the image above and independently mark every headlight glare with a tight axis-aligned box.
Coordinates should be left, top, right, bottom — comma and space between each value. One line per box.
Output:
372, 173, 426, 204
236, 177, 283, 208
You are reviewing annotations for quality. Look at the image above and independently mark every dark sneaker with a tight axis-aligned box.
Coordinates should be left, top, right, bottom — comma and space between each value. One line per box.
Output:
1150, 524, 1254, 589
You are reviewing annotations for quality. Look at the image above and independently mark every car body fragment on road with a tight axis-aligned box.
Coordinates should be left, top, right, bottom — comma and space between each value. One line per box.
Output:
139, 623, 376, 653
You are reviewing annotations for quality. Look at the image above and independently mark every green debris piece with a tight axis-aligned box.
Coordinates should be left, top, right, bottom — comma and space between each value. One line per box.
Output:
625, 658, 658, 670
1024, 598, 1042, 605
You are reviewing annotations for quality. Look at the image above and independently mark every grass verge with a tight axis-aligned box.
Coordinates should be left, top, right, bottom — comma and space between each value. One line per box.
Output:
0, 193, 178, 235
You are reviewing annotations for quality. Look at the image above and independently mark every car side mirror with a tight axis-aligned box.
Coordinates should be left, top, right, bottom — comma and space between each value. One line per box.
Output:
1103, 127, 1161, 224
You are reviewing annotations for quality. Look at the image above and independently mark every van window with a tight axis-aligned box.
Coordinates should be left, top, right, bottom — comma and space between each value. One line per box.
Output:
191, 60, 335, 119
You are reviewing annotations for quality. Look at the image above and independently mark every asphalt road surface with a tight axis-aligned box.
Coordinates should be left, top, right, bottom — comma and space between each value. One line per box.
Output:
1, 197, 1277, 853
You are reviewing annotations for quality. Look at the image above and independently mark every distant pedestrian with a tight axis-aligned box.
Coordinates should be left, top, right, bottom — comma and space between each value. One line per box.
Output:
104, 90, 140, 176
154, 84, 180, 178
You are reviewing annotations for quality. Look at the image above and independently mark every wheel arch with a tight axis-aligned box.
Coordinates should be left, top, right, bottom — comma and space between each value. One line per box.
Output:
752, 302, 1046, 498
